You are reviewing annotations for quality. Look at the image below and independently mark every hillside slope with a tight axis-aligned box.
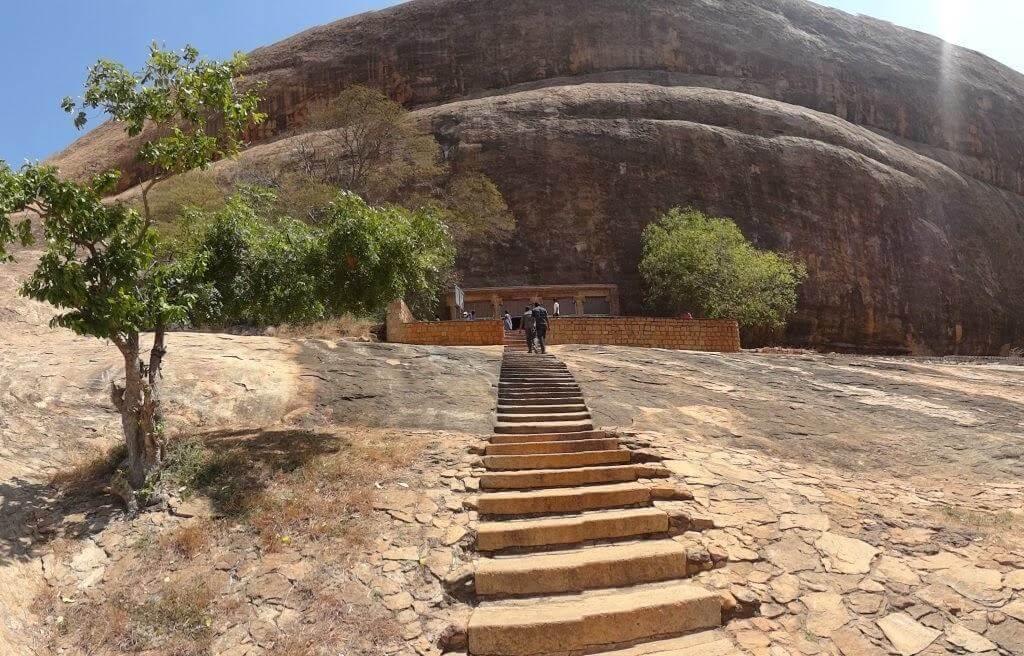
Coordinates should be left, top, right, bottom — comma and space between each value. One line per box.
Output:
0, 244, 499, 654
46, 0, 1024, 353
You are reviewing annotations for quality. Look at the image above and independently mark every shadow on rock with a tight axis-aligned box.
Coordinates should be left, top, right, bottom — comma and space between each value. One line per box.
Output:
0, 475, 120, 566
166, 426, 347, 518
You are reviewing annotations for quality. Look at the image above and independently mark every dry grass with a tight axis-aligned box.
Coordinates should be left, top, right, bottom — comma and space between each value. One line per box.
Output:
163, 427, 427, 555
160, 522, 213, 559
55, 577, 215, 656
270, 314, 380, 341
268, 597, 404, 656
250, 436, 421, 552
935, 504, 1022, 530
41, 426, 428, 656
49, 443, 126, 498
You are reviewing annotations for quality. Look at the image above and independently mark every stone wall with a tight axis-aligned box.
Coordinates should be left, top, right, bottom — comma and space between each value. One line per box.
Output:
546, 317, 740, 353
386, 299, 504, 346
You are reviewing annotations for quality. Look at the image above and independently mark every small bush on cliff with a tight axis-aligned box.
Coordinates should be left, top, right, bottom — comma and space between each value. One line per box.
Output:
297, 84, 440, 201
639, 207, 807, 330
289, 85, 514, 244
0, 45, 265, 506
174, 186, 455, 326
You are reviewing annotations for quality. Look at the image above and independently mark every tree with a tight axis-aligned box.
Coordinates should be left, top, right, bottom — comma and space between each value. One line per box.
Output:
0, 45, 265, 508
316, 192, 455, 317
639, 207, 807, 330
286, 85, 514, 243
293, 85, 440, 202
173, 186, 455, 326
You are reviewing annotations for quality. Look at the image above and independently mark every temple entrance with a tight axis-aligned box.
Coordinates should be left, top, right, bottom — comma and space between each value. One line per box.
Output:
446, 285, 620, 322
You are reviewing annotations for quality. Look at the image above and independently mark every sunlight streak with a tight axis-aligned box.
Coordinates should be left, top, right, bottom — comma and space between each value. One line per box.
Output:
937, 0, 965, 150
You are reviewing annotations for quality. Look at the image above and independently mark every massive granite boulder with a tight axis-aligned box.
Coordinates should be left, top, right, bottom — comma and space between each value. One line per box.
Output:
47, 0, 1024, 353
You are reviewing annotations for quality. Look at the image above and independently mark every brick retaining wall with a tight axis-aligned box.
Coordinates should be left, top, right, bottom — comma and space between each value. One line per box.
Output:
386, 299, 504, 346
397, 319, 505, 346
387, 300, 741, 351
546, 317, 741, 352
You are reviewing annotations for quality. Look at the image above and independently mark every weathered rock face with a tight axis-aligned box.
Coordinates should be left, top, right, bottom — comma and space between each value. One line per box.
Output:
48, 0, 1024, 353
417, 84, 1024, 354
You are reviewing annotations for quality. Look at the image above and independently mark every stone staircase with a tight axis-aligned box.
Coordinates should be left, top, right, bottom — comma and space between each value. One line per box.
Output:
464, 349, 738, 656
501, 329, 528, 352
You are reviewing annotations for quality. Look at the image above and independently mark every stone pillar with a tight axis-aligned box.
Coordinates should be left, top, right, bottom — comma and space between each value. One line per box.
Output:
609, 288, 621, 316
386, 299, 415, 343
575, 294, 586, 316
491, 294, 502, 319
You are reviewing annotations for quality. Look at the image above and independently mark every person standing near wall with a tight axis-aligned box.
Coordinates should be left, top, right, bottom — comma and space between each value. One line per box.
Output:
503, 310, 513, 332
532, 302, 550, 354
553, 300, 560, 317
522, 306, 536, 353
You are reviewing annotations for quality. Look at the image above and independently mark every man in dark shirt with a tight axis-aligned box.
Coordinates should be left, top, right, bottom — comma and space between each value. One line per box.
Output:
522, 306, 536, 353
531, 302, 550, 354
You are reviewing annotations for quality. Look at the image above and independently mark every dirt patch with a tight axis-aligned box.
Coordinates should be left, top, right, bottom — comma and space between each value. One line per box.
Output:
33, 426, 478, 656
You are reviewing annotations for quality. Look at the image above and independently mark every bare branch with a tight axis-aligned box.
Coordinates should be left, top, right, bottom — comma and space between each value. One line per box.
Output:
135, 175, 164, 248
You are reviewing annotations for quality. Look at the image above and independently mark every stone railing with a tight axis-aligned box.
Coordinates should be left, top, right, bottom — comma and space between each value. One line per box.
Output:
386, 299, 504, 346
546, 316, 740, 352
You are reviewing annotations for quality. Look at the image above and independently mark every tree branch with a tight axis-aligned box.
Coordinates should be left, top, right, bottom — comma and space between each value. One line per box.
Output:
136, 175, 163, 248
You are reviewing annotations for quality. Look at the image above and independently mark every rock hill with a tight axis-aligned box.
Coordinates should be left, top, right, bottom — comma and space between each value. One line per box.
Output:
47, 0, 1024, 354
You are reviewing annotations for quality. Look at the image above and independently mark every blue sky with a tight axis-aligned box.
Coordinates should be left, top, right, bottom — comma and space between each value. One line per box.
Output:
1, 0, 1020, 165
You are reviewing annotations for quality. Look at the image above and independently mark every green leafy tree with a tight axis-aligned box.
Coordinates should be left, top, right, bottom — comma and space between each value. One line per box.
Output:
174, 187, 455, 326
639, 207, 807, 330
317, 192, 455, 317
0, 45, 265, 506
174, 186, 326, 326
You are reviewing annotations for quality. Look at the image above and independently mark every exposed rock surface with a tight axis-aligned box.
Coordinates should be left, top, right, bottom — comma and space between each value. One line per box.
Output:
557, 344, 1024, 481
4, 239, 1024, 653
46, 0, 1024, 354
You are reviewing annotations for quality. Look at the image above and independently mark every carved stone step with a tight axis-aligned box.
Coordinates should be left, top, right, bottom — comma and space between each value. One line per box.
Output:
584, 631, 740, 656
493, 418, 594, 435
477, 482, 650, 516
476, 507, 669, 551
485, 437, 619, 456
475, 539, 691, 596
497, 395, 585, 404
482, 449, 628, 470
496, 411, 592, 424
467, 581, 722, 656
496, 404, 588, 414
488, 430, 610, 445
480, 464, 669, 490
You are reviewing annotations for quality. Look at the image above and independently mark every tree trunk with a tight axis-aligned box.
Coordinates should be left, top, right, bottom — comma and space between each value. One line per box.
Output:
111, 332, 163, 491
148, 322, 167, 437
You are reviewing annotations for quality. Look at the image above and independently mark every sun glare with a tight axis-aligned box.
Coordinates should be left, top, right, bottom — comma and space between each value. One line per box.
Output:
937, 0, 966, 43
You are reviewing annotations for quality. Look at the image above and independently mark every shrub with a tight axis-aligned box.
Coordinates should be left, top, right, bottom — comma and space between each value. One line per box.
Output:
640, 207, 807, 330
142, 170, 226, 232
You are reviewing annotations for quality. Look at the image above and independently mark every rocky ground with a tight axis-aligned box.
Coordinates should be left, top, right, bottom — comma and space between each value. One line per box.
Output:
0, 246, 497, 655
4, 240, 1024, 654
557, 345, 1024, 655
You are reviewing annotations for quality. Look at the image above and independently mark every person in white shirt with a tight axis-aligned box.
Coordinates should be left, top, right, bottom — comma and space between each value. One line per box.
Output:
553, 300, 560, 317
